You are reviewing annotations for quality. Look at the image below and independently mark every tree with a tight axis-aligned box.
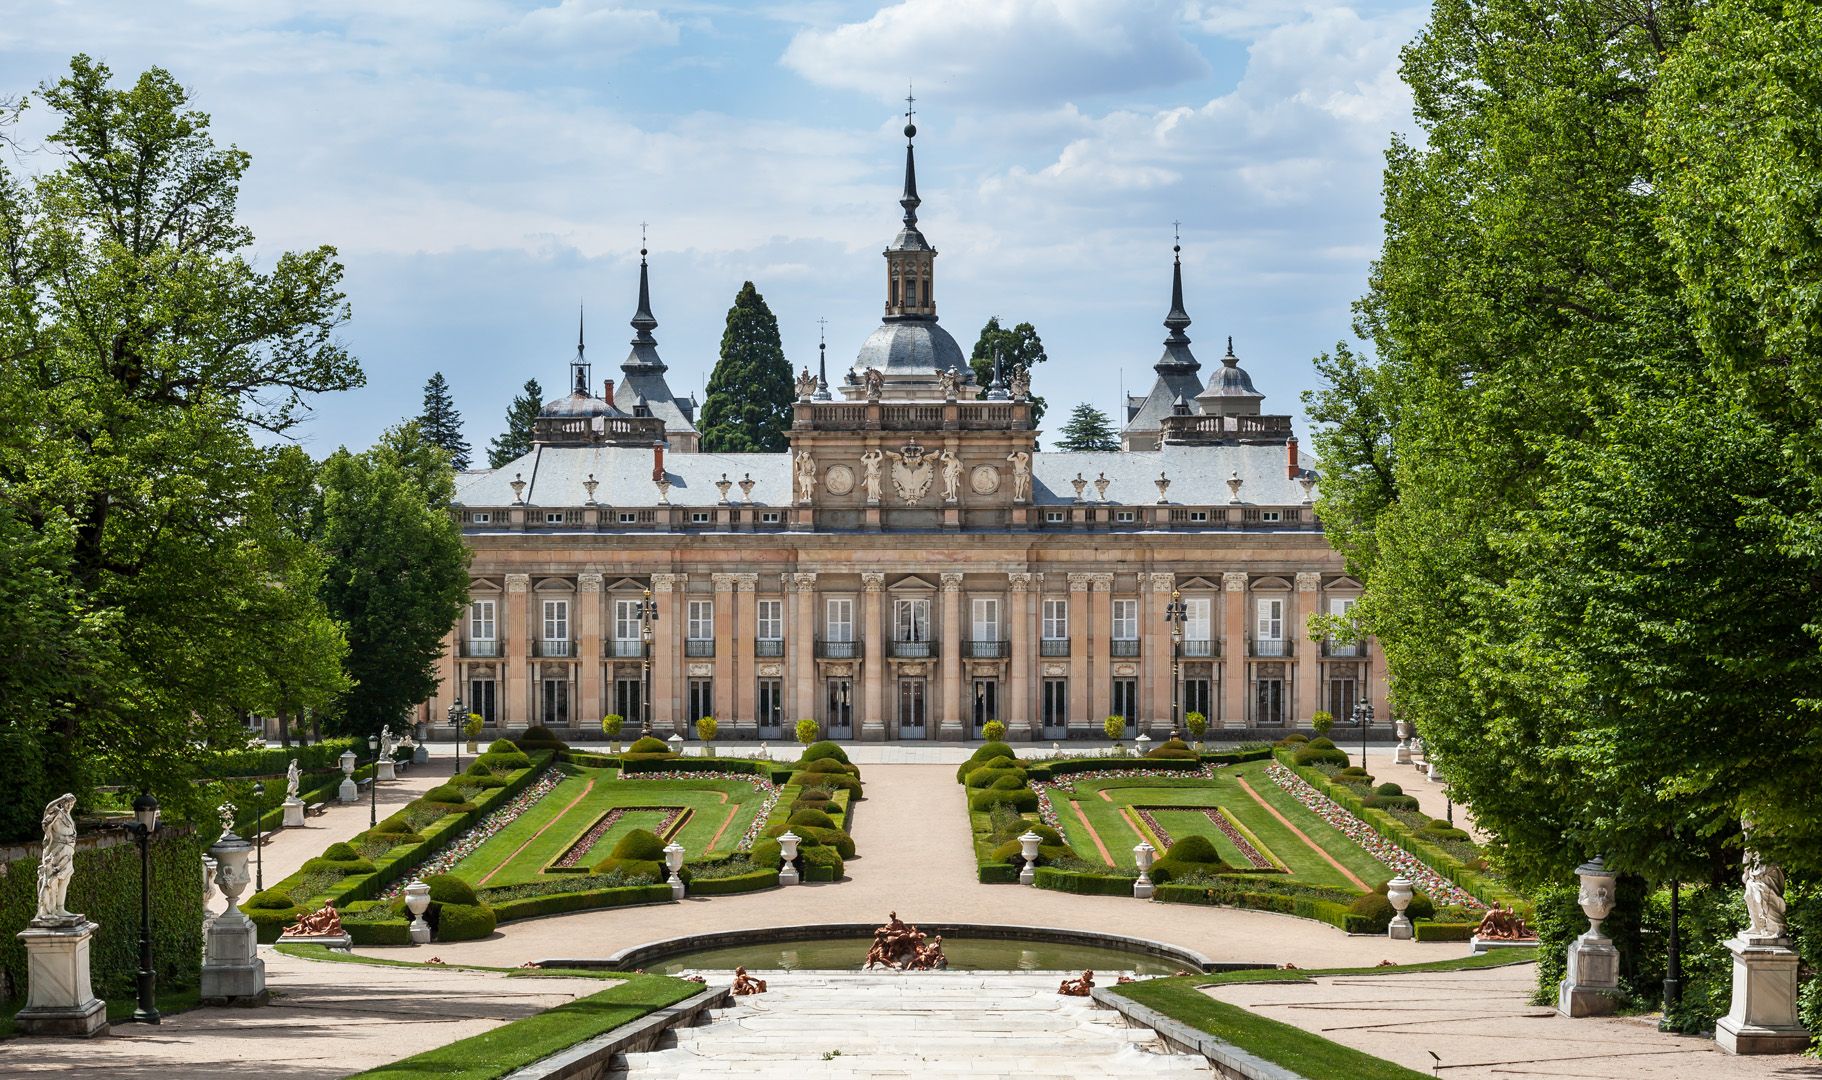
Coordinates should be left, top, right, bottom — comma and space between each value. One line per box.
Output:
487, 378, 543, 468
698, 281, 793, 452
1054, 403, 1118, 451
418, 371, 471, 470
968, 316, 1049, 423
315, 423, 471, 739
0, 56, 361, 832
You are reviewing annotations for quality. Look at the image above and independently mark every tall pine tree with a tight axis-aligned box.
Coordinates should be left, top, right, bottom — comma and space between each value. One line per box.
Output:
1054, 403, 1118, 451
418, 371, 471, 469
486, 377, 543, 468
698, 281, 793, 452
968, 316, 1048, 423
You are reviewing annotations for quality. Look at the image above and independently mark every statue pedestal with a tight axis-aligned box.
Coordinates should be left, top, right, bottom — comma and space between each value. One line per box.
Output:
1393, 739, 1412, 765
338, 778, 357, 802
779, 864, 800, 887
282, 798, 306, 828
201, 910, 268, 1004
14, 921, 107, 1037
1557, 933, 1620, 1017
1388, 914, 1413, 940
413, 745, 429, 765
376, 759, 396, 782
1716, 936, 1810, 1054
278, 931, 353, 952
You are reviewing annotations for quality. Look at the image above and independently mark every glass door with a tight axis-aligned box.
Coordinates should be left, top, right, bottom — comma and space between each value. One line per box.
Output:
972, 678, 998, 735
898, 679, 927, 739
826, 677, 853, 736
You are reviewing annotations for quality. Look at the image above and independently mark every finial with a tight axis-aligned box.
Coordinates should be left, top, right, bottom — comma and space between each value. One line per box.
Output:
578, 304, 586, 353
1173, 219, 1181, 256
640, 221, 648, 259
904, 83, 917, 139
1227, 335, 1235, 356
815, 316, 832, 400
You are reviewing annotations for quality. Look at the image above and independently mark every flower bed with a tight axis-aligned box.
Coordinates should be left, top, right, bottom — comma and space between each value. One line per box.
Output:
550, 805, 688, 869
1265, 763, 1485, 910
1031, 766, 1215, 833
1135, 806, 1274, 870
379, 768, 564, 898
620, 770, 781, 852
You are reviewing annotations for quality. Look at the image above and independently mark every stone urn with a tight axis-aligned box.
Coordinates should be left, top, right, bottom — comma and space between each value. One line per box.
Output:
1133, 842, 1157, 900
203, 829, 266, 1003
1386, 875, 1415, 940
338, 750, 358, 803
777, 830, 802, 886
1394, 719, 1413, 765
404, 880, 432, 944
1559, 857, 1620, 1017
1018, 831, 1043, 886
664, 841, 687, 900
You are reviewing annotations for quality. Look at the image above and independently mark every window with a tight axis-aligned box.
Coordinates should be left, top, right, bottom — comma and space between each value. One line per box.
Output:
971, 598, 999, 642
1186, 597, 1211, 642
826, 598, 853, 642
688, 679, 713, 723
691, 511, 710, 524
760, 511, 781, 523
1042, 679, 1069, 730
469, 600, 496, 642
1046, 510, 1066, 523
471, 512, 492, 524
614, 679, 642, 723
1188, 510, 1208, 522
542, 599, 569, 650
757, 599, 782, 640
1329, 677, 1358, 724
826, 678, 853, 730
541, 678, 570, 725
619, 512, 638, 524
757, 679, 782, 731
545, 512, 566, 524
1042, 599, 1068, 640
688, 600, 714, 641
898, 679, 927, 734
894, 598, 930, 642
1112, 599, 1138, 641
1185, 678, 1211, 722
1260, 510, 1282, 522
469, 678, 496, 724
1256, 678, 1285, 725
1256, 596, 1285, 655
1115, 510, 1137, 524
1112, 679, 1137, 721
615, 599, 642, 643
973, 679, 998, 731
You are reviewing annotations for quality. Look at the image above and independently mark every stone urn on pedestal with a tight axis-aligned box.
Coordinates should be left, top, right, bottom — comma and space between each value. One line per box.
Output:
1133, 841, 1156, 900
337, 750, 357, 803
1386, 875, 1415, 940
664, 841, 687, 900
1557, 857, 1620, 1017
777, 831, 802, 886
1018, 831, 1042, 886
1394, 720, 1413, 766
202, 825, 269, 1005
404, 880, 433, 945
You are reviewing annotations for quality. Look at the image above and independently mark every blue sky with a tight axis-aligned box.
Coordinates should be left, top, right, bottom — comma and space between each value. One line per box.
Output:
1, 0, 1427, 457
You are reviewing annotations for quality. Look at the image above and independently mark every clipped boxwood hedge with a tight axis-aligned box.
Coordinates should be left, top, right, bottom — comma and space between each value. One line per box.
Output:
798, 740, 850, 766
1033, 866, 1137, 896
686, 868, 780, 895
1414, 920, 1480, 942
967, 788, 1038, 812
1153, 882, 1372, 932
801, 845, 844, 881
437, 902, 496, 941
488, 883, 673, 922
1025, 756, 1203, 781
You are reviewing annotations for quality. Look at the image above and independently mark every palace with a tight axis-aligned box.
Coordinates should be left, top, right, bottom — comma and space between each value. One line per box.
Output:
429, 119, 1382, 743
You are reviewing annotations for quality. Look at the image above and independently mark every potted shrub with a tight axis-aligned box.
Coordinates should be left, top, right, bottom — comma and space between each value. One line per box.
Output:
463, 713, 484, 752
1311, 709, 1335, 738
1185, 710, 1207, 749
696, 715, 718, 757
795, 718, 819, 747
982, 719, 1006, 743
602, 713, 624, 753
1103, 714, 1126, 753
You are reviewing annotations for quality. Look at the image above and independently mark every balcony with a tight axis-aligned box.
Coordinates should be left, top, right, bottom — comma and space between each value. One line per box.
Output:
1249, 637, 1294, 658
533, 638, 576, 658
607, 640, 645, 658
1181, 639, 1217, 659
1110, 639, 1141, 658
685, 639, 715, 658
460, 639, 501, 658
965, 639, 1010, 659
817, 639, 862, 659
1322, 640, 1367, 658
755, 639, 785, 657
890, 638, 935, 659
1040, 639, 1070, 658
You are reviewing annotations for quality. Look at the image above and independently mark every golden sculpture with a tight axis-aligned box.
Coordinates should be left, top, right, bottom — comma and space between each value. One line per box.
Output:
1058, 970, 1095, 996
732, 966, 768, 995
1473, 901, 1535, 941
862, 911, 948, 971
282, 903, 344, 938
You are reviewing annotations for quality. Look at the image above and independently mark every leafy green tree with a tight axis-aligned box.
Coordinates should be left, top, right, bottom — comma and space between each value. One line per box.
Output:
418, 371, 471, 470
1054, 403, 1118, 451
315, 423, 471, 739
0, 56, 361, 831
968, 316, 1048, 422
698, 281, 793, 452
487, 378, 543, 468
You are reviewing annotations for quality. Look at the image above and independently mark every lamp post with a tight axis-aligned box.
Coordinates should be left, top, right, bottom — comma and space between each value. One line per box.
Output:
1352, 701, 1373, 767
1661, 879, 1682, 1027
368, 733, 380, 828
1163, 588, 1186, 735
251, 781, 265, 893
129, 792, 161, 1024
447, 695, 464, 775
638, 588, 659, 738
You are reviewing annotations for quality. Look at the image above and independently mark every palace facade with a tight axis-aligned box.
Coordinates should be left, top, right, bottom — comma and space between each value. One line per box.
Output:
427, 122, 1382, 743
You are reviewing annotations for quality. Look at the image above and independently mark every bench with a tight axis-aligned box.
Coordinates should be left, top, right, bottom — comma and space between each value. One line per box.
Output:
305, 802, 328, 818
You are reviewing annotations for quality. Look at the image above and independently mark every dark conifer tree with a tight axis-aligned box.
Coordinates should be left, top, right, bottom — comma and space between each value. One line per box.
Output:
698, 281, 793, 452
487, 378, 543, 468
417, 371, 471, 469
1055, 403, 1119, 451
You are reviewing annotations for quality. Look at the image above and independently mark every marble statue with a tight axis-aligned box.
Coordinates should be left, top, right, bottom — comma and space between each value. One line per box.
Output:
794, 450, 817, 503
379, 725, 394, 761
1743, 843, 1788, 940
937, 366, 960, 400
1009, 365, 1030, 401
218, 801, 238, 840
795, 366, 818, 401
859, 449, 885, 503
285, 759, 301, 802
888, 445, 935, 504
1006, 451, 1032, 502
33, 794, 79, 926
1057, 970, 1095, 997
863, 367, 885, 400
939, 450, 963, 503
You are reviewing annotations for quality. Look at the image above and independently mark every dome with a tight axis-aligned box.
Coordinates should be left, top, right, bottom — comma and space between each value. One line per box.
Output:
852, 319, 969, 379
1199, 361, 1262, 399
540, 391, 624, 419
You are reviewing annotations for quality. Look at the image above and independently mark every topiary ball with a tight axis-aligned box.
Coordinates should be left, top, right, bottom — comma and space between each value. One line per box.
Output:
609, 828, 667, 862
486, 738, 519, 754
247, 889, 298, 911
965, 764, 1025, 789
802, 758, 858, 776
1308, 736, 1337, 750
787, 808, 836, 830
1349, 890, 1395, 931
798, 740, 851, 766
512, 724, 570, 751
424, 873, 479, 906
436, 902, 496, 941
323, 842, 360, 861
1374, 782, 1404, 797
1164, 834, 1221, 864
421, 785, 469, 805
626, 735, 671, 755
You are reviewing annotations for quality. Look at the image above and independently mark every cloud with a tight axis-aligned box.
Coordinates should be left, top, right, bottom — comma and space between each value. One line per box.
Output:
489, 0, 680, 61
781, 0, 1210, 105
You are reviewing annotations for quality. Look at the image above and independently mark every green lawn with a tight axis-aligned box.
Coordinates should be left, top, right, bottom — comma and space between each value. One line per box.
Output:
453, 767, 772, 887
1051, 768, 1389, 892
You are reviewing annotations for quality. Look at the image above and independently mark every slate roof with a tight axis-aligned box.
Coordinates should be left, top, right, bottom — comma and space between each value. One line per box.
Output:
852, 319, 970, 379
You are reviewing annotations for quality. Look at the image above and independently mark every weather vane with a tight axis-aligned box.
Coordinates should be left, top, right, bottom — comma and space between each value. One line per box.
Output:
905, 84, 915, 124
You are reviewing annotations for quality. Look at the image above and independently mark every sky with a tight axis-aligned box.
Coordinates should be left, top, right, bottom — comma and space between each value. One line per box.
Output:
0, 0, 1428, 458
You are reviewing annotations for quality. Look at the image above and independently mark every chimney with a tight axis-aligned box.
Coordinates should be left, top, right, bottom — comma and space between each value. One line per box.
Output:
1286, 435, 1300, 478
651, 440, 666, 483
603, 379, 616, 408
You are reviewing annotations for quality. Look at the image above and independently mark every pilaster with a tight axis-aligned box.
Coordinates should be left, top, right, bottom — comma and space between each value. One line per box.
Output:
733, 574, 758, 737
1089, 572, 1114, 733
791, 572, 817, 726
651, 573, 681, 734
861, 572, 886, 739
1222, 571, 1248, 728
711, 574, 736, 736
939, 573, 964, 740
1009, 572, 1034, 739
1295, 572, 1321, 725
1067, 573, 1091, 735
578, 572, 604, 729
1144, 573, 1174, 735
504, 574, 530, 730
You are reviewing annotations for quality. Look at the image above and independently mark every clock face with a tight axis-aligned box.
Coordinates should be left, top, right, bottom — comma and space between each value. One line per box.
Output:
970, 464, 1001, 495
825, 464, 856, 495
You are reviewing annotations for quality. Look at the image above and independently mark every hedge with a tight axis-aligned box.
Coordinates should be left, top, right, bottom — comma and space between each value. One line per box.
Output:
1414, 921, 1480, 942
0, 826, 207, 1004
1153, 882, 1372, 932
978, 862, 1021, 884
1025, 756, 1204, 781
202, 737, 363, 780
1033, 867, 1137, 896
685, 868, 780, 895
487, 884, 673, 923
967, 788, 1038, 812
615, 755, 771, 776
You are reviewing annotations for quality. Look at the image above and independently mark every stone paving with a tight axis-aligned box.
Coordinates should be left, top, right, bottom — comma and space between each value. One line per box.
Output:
1205, 962, 1821, 1078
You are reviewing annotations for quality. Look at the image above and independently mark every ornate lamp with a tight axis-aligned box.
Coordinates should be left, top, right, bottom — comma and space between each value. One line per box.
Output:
1163, 588, 1186, 737
447, 694, 464, 774
663, 842, 687, 900
1133, 841, 1157, 900
638, 588, 658, 738
129, 792, 161, 1023
778, 831, 802, 886
1018, 831, 1043, 886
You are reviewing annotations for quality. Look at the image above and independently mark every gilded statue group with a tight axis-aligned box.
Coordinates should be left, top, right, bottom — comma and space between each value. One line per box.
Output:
862, 911, 949, 971
1472, 901, 1534, 941
283, 902, 345, 938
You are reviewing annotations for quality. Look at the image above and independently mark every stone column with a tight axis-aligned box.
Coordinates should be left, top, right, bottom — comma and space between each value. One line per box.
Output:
650, 573, 680, 734
1145, 573, 1174, 736
1089, 573, 1114, 732
940, 572, 964, 740
504, 574, 530, 731
1222, 572, 1249, 728
1294, 572, 1321, 726
711, 574, 736, 738
1008, 572, 1034, 739
1067, 573, 1091, 736
861, 572, 886, 740
577, 573, 603, 732
791, 572, 817, 726
733, 574, 759, 739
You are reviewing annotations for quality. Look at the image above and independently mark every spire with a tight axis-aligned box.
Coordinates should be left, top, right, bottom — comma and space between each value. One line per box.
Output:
900, 86, 920, 228
624, 233, 668, 374
1165, 222, 1191, 344
986, 347, 1010, 401
570, 302, 590, 395
814, 316, 832, 401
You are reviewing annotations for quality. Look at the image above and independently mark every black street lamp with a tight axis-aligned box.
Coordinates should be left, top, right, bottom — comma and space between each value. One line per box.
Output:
1661, 879, 1683, 1027
368, 733, 381, 827
1351, 700, 1374, 767
251, 781, 265, 893
638, 587, 659, 738
128, 791, 161, 1024
1163, 588, 1187, 735
447, 694, 465, 776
